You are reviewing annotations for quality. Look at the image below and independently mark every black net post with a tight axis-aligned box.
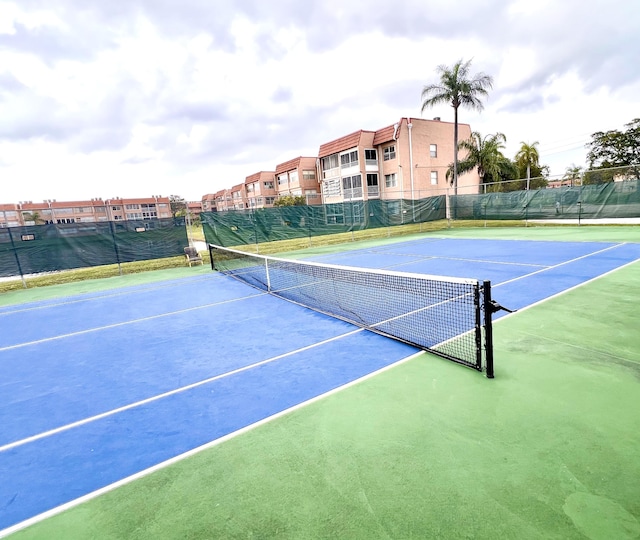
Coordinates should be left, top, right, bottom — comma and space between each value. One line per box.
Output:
482, 280, 495, 379
209, 243, 215, 270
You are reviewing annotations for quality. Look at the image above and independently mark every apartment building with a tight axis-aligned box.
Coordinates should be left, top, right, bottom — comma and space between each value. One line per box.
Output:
0, 196, 172, 227
0, 204, 21, 228
245, 171, 277, 210
187, 201, 203, 217
230, 184, 247, 210
201, 194, 217, 213
318, 117, 480, 204
274, 157, 321, 205
108, 197, 172, 221
213, 189, 232, 212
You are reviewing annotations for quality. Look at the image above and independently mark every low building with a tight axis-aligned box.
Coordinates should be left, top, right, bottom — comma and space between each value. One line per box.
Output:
187, 201, 203, 217
214, 189, 232, 212
0, 204, 21, 228
0, 196, 172, 227
201, 194, 217, 213
274, 157, 321, 205
245, 171, 277, 209
230, 184, 247, 210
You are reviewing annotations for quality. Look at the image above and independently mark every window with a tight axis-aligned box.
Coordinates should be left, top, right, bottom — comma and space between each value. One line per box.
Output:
322, 178, 342, 197
431, 171, 438, 185
302, 170, 316, 180
263, 181, 274, 189
385, 173, 397, 188
430, 144, 437, 158
321, 154, 339, 171
364, 149, 377, 164
278, 174, 288, 186
112, 206, 122, 211
265, 197, 276, 205
247, 184, 254, 193
342, 175, 362, 190
367, 173, 379, 196
289, 171, 299, 184
342, 174, 363, 199
125, 204, 138, 210
383, 145, 396, 161
340, 150, 358, 169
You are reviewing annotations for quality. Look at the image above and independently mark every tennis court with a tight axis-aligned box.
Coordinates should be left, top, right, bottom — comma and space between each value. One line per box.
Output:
1, 226, 639, 538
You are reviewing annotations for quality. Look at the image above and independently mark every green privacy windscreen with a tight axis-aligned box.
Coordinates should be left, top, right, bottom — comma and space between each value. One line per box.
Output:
0, 218, 187, 278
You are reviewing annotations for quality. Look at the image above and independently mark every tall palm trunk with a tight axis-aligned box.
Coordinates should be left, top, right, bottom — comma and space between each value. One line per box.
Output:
453, 106, 459, 197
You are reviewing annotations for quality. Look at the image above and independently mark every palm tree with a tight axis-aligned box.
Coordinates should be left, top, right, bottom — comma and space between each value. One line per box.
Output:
563, 165, 583, 187
21, 211, 44, 225
514, 141, 540, 190
449, 132, 508, 191
420, 59, 493, 195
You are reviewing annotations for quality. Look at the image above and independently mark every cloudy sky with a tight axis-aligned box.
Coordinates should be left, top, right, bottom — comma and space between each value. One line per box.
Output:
1, 0, 638, 203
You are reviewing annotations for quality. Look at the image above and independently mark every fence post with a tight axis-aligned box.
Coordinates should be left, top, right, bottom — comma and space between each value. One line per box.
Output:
108, 221, 123, 276
8, 227, 27, 289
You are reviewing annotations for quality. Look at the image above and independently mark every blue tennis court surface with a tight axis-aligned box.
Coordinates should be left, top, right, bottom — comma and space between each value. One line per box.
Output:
1, 237, 639, 533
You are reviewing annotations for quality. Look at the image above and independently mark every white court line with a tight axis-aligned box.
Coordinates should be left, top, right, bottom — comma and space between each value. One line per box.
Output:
0, 274, 221, 316
0, 293, 264, 352
386, 253, 547, 271
2, 242, 635, 535
492, 256, 639, 321
0, 350, 422, 539
0, 327, 365, 453
493, 242, 627, 288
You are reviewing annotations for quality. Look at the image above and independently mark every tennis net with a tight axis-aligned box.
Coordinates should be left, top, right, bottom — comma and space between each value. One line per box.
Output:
209, 243, 497, 377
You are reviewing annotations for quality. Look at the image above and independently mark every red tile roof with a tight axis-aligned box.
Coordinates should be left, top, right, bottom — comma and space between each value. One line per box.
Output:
373, 124, 397, 146
318, 130, 375, 158
275, 157, 302, 174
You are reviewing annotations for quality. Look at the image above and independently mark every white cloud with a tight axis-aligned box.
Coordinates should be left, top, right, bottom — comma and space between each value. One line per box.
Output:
0, 0, 639, 202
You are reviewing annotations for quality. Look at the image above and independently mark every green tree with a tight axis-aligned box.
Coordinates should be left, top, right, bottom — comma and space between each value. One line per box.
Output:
21, 211, 44, 225
514, 141, 541, 190
586, 118, 640, 181
563, 165, 583, 187
420, 59, 493, 195
450, 132, 510, 191
169, 195, 187, 218
274, 195, 306, 207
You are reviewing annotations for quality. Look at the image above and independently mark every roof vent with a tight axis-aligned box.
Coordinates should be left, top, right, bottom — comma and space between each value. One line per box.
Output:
434, 117, 441, 121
